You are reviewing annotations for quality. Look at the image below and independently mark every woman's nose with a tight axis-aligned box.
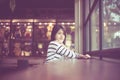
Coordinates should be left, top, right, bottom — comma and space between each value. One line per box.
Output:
61, 34, 64, 37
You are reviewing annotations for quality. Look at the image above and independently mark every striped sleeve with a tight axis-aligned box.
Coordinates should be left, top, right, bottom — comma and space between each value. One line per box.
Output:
46, 41, 59, 61
56, 44, 78, 58
47, 42, 58, 52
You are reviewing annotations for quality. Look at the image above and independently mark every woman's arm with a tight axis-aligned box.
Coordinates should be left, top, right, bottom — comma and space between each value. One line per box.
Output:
56, 45, 80, 58
49, 41, 91, 59
56, 44, 91, 59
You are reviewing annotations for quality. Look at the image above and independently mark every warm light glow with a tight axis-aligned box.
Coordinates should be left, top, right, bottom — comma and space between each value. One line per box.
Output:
67, 22, 70, 25
114, 23, 116, 25
21, 51, 24, 56
0, 19, 10, 22
44, 23, 47, 25
96, 29, 99, 32
6, 23, 9, 25
41, 51, 44, 54
26, 28, 32, 32
39, 23, 42, 25
6, 27, 10, 29
27, 26, 32, 29
72, 22, 75, 25
24, 51, 31, 56
0, 23, 3, 25
38, 43, 43, 48
46, 25, 54, 40
12, 19, 33, 22
21, 51, 31, 56
17, 23, 20, 25
48, 23, 53, 26
24, 24, 27, 26
104, 22, 107, 26
27, 23, 31, 25
70, 26, 75, 30
61, 22, 65, 25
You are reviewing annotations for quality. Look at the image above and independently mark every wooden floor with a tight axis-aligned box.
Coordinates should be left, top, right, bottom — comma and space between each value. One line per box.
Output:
0, 58, 120, 80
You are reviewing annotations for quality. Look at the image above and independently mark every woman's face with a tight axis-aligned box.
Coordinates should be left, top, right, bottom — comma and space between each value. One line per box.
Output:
55, 29, 65, 44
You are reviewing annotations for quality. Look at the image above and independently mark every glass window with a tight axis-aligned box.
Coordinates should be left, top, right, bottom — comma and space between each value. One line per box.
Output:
11, 19, 33, 56
91, 1, 99, 50
103, 0, 120, 49
0, 19, 75, 57
65, 25, 75, 49
34, 20, 55, 57
0, 20, 10, 56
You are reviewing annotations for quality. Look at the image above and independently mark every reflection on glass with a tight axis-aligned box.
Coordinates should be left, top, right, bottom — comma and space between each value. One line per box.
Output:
0, 22, 10, 56
0, 19, 75, 57
11, 20, 33, 56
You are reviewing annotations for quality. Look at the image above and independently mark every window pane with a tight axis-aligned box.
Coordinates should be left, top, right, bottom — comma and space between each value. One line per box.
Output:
11, 19, 33, 56
103, 0, 120, 49
91, 1, 99, 50
0, 20, 10, 56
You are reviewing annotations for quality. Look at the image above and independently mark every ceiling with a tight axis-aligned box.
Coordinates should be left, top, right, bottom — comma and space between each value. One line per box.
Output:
0, 0, 74, 19
0, 0, 74, 8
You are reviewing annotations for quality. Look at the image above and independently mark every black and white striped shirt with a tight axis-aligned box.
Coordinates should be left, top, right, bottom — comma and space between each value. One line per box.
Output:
46, 41, 79, 62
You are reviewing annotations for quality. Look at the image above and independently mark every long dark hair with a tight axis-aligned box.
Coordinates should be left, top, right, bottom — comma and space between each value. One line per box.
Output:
51, 25, 66, 44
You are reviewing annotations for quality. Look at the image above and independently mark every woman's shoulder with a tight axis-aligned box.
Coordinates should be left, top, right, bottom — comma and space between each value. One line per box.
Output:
49, 41, 58, 44
49, 41, 61, 46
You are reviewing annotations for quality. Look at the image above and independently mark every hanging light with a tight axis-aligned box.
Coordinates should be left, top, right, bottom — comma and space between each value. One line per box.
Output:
10, 0, 16, 12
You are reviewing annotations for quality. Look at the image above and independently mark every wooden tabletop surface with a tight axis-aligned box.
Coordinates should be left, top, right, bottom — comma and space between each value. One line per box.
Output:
0, 58, 120, 80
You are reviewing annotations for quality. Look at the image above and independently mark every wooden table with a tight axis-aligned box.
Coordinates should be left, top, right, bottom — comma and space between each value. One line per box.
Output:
0, 58, 120, 80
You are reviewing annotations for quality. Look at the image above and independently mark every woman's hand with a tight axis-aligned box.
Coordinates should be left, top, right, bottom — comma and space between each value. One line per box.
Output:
84, 54, 91, 59
76, 54, 91, 59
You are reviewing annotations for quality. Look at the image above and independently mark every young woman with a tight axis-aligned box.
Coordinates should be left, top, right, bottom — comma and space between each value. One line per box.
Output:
46, 25, 91, 62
